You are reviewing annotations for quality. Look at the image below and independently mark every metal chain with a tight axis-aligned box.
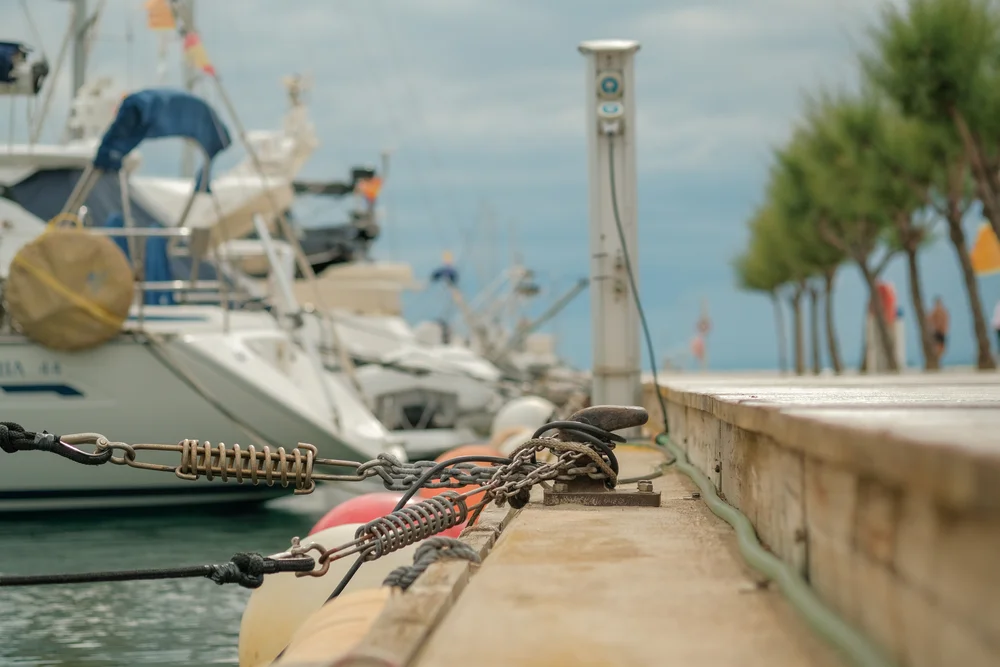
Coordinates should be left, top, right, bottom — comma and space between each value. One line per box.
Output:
4, 419, 630, 595
43, 435, 522, 494
8, 423, 621, 504
487, 437, 618, 507
292, 437, 619, 577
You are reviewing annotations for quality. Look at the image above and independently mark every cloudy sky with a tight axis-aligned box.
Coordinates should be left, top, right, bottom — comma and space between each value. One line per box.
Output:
6, 0, 996, 371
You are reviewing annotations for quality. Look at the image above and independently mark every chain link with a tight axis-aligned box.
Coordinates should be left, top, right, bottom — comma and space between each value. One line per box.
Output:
486, 437, 618, 507
69, 435, 525, 495
290, 436, 620, 576
6, 417, 637, 595
55, 431, 619, 503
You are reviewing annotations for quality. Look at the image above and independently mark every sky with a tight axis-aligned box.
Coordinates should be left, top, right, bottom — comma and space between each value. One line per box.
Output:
5, 0, 999, 372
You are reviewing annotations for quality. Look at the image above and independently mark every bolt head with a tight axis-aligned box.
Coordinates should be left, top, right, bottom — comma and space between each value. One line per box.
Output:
553, 481, 569, 493
637, 480, 653, 492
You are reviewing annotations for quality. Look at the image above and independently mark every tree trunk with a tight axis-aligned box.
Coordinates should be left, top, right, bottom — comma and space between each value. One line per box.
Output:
858, 261, 898, 372
945, 213, 997, 370
809, 285, 821, 374
790, 286, 805, 375
859, 318, 868, 373
903, 243, 938, 370
770, 292, 788, 375
823, 269, 843, 374
950, 106, 1000, 242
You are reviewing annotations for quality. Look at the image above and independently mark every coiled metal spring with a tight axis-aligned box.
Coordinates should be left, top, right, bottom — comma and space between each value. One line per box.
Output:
357, 492, 469, 561
305, 492, 471, 577
176, 439, 317, 494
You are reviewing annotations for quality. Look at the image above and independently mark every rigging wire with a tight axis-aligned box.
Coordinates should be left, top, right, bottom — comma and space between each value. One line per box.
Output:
365, 0, 467, 240
317, 0, 452, 249
18, 0, 48, 60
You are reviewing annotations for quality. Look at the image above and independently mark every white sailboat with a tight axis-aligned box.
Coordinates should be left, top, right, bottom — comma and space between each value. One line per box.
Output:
0, 77, 404, 513
114, 74, 516, 448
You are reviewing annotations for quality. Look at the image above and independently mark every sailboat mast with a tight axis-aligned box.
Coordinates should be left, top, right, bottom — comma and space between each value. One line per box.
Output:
175, 0, 197, 178
70, 0, 88, 100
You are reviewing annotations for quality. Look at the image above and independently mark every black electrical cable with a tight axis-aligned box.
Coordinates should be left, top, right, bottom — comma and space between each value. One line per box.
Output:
392, 454, 512, 511
0, 553, 315, 589
606, 135, 670, 437
324, 454, 513, 604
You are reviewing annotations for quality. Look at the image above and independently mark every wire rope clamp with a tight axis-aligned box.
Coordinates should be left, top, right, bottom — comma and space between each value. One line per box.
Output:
541, 405, 661, 508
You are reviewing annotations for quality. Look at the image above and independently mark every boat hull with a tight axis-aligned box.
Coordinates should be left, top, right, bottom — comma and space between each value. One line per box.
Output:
0, 332, 384, 515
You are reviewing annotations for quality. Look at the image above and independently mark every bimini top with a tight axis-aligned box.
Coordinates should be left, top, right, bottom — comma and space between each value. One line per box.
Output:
0, 41, 30, 83
94, 88, 232, 171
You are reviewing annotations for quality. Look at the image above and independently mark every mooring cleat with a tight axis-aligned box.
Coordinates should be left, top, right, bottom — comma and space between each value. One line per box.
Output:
556, 405, 649, 440
544, 404, 660, 508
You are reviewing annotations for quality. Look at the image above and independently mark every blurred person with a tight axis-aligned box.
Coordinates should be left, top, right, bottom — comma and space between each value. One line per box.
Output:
927, 296, 950, 364
993, 299, 1000, 354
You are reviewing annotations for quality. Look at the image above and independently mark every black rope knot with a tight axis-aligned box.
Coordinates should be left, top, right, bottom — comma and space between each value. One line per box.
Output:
0, 422, 60, 455
382, 537, 481, 591
207, 552, 315, 589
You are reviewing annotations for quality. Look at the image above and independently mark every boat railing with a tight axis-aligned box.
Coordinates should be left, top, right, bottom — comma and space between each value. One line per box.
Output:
83, 225, 260, 329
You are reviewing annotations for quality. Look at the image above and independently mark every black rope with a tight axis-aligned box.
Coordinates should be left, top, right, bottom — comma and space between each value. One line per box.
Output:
0, 553, 314, 589
534, 420, 622, 478
0, 422, 111, 465
383, 537, 481, 591
1, 421, 58, 454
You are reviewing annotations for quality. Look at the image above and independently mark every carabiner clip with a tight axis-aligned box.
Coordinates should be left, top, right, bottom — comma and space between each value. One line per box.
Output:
49, 433, 114, 466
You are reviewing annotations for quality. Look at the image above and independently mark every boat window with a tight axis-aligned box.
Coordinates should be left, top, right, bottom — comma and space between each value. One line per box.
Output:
7, 167, 165, 228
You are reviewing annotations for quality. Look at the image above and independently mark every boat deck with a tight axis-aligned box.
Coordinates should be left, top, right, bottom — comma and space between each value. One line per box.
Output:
282, 373, 1000, 667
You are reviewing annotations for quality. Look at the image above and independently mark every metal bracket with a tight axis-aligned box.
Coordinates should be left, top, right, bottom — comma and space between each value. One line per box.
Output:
542, 476, 660, 508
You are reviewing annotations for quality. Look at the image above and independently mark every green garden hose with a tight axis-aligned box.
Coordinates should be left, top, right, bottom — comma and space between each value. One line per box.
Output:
657, 435, 895, 667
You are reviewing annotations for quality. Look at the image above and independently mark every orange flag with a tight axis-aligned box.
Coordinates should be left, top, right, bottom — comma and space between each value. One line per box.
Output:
356, 176, 383, 203
144, 0, 175, 30
183, 32, 215, 76
970, 222, 1000, 276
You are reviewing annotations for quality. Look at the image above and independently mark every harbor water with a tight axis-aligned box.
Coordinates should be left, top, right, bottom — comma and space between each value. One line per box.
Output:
0, 501, 326, 667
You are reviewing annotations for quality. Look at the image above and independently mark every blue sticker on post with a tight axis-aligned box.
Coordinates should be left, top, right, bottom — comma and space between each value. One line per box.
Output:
598, 101, 623, 118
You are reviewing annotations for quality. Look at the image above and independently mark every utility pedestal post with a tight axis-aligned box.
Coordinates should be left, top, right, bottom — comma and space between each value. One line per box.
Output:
579, 39, 642, 427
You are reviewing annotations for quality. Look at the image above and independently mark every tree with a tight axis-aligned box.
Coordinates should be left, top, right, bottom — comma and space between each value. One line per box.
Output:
866, 111, 942, 369
784, 95, 900, 371
930, 147, 997, 369
865, 0, 1000, 243
767, 141, 848, 374
866, 29, 998, 369
733, 207, 797, 373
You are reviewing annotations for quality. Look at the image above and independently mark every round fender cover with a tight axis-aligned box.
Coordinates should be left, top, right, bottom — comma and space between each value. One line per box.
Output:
5, 229, 134, 350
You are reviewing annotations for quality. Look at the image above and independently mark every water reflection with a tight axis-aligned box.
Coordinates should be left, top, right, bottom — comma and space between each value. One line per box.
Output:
0, 503, 324, 666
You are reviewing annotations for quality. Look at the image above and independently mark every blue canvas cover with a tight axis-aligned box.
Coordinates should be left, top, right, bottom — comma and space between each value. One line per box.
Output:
103, 213, 175, 306
93, 88, 232, 172
0, 42, 27, 83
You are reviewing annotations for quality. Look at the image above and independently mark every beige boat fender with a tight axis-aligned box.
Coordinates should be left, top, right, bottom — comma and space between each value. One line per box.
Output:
489, 395, 555, 439
495, 427, 532, 457
269, 587, 392, 667
488, 425, 526, 450
239, 523, 419, 667
495, 427, 558, 464
5, 225, 134, 351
